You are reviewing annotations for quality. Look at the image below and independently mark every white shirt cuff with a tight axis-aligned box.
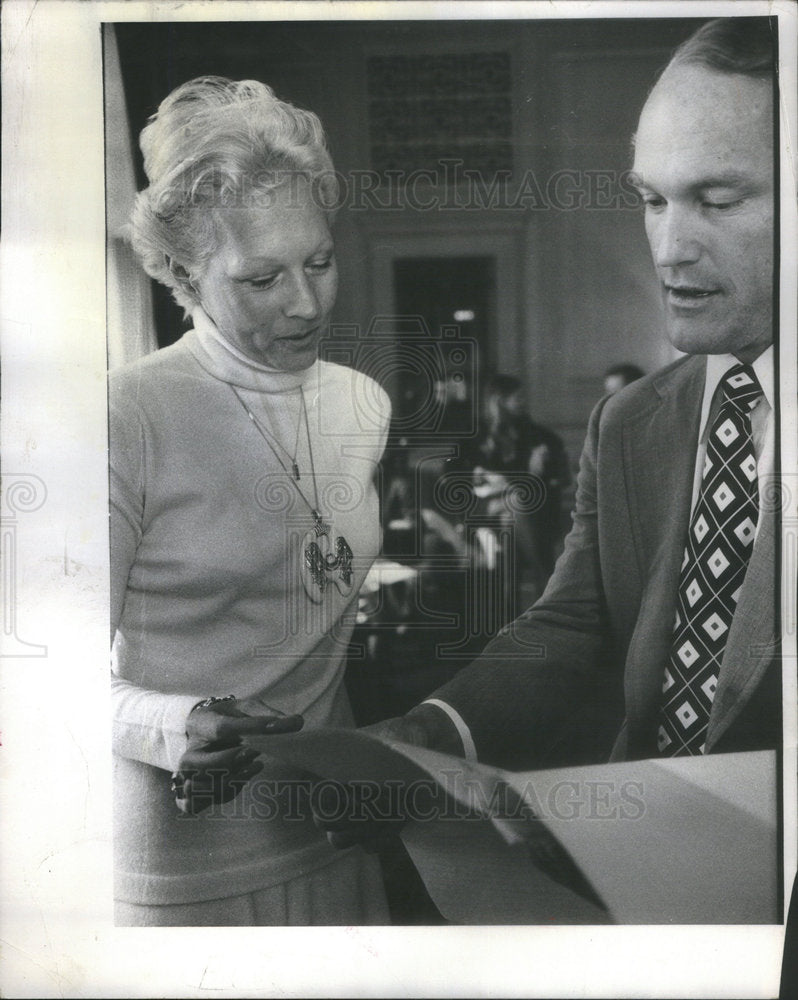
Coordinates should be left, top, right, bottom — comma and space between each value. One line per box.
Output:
421, 698, 478, 762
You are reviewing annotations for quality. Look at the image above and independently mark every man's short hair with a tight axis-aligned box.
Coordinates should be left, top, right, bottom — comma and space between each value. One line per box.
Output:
632, 18, 777, 158
668, 17, 776, 80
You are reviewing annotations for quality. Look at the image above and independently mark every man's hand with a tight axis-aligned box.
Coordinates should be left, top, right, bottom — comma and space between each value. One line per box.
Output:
172, 695, 303, 814
365, 703, 466, 758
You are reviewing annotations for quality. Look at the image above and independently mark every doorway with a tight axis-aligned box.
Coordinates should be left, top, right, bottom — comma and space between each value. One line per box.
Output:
392, 255, 495, 429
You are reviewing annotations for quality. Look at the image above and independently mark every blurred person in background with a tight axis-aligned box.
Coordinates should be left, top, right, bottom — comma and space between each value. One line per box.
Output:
471, 373, 570, 611
603, 362, 645, 396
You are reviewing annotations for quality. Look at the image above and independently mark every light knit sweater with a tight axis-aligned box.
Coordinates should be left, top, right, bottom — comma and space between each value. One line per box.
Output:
110, 309, 390, 906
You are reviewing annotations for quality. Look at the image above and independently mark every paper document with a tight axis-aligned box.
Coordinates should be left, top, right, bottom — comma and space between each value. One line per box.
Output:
245, 729, 778, 924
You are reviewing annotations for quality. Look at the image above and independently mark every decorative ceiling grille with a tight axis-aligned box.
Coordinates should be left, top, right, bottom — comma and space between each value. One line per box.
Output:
367, 51, 513, 181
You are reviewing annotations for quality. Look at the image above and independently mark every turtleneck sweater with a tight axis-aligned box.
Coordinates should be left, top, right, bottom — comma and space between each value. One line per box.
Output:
110, 312, 390, 906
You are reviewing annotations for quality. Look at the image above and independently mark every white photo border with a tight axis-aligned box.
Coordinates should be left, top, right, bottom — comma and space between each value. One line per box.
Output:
1, 1, 796, 997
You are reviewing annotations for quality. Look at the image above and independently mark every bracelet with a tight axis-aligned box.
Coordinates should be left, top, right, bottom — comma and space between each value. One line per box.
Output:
175, 696, 237, 809
190, 694, 236, 714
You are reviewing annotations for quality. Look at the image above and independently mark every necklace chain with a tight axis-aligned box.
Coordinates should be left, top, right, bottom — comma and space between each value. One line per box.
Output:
230, 385, 302, 477
230, 384, 325, 525
230, 385, 303, 480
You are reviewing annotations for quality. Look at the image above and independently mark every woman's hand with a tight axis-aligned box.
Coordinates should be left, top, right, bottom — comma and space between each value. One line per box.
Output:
172, 696, 303, 815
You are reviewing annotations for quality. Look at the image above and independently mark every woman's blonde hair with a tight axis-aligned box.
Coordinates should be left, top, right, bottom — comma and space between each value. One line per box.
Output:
130, 76, 338, 312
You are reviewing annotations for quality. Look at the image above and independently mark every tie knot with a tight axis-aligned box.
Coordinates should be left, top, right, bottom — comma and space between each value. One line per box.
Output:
721, 364, 762, 413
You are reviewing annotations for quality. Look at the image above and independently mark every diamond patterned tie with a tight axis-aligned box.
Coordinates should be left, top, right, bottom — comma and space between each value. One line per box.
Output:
657, 363, 763, 756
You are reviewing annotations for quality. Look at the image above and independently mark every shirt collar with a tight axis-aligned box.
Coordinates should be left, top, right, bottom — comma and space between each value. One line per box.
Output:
699, 346, 774, 439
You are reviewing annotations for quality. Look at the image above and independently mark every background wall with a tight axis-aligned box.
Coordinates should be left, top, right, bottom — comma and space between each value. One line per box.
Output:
113, 17, 701, 463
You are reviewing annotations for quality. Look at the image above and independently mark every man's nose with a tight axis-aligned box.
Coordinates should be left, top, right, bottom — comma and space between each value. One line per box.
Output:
284, 272, 321, 320
650, 205, 703, 269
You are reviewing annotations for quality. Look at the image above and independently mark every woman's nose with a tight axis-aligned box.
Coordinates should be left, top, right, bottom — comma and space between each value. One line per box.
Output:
284, 272, 320, 320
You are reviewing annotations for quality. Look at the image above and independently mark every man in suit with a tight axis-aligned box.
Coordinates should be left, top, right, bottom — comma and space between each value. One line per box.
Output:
362, 16, 780, 773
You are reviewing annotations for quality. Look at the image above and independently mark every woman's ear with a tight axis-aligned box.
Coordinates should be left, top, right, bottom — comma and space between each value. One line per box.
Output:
166, 255, 197, 295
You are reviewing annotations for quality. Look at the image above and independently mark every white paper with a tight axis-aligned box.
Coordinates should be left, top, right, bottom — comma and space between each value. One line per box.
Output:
248, 730, 778, 925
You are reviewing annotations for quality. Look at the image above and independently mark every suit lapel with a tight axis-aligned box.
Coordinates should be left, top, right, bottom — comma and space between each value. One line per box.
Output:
706, 495, 776, 748
621, 357, 706, 733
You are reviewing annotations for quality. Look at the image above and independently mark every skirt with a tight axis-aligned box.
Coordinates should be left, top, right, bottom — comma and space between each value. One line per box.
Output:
114, 849, 389, 926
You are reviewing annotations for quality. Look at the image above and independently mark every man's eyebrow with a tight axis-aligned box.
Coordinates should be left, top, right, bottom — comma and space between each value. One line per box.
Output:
690, 173, 754, 189
627, 170, 756, 191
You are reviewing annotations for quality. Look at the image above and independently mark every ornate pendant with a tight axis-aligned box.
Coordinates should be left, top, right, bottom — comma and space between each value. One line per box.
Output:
300, 511, 354, 603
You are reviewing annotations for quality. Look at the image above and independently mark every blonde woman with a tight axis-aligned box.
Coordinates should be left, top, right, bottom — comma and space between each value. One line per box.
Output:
111, 77, 390, 925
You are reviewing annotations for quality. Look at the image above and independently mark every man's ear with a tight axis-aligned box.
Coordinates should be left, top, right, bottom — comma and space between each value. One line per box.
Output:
166, 255, 197, 294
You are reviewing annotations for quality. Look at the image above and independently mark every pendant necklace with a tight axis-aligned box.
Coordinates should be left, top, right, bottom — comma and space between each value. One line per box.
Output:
231, 384, 354, 602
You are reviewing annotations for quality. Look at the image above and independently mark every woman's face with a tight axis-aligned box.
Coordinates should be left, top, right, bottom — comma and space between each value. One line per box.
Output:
193, 182, 337, 371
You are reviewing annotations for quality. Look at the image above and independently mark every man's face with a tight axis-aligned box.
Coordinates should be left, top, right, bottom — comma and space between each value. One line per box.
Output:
631, 64, 773, 362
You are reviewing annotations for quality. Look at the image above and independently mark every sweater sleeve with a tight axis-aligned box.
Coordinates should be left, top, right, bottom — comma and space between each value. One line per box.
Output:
109, 372, 204, 772
109, 385, 144, 640
111, 676, 200, 773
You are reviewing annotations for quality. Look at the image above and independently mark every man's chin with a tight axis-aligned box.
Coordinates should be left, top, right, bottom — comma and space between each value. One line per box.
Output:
665, 324, 715, 357
665, 317, 738, 358
666, 320, 772, 362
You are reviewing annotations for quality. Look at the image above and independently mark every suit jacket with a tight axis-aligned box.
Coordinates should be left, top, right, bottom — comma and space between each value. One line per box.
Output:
433, 354, 781, 769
